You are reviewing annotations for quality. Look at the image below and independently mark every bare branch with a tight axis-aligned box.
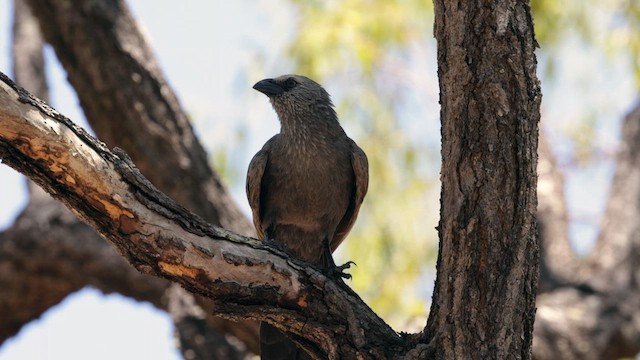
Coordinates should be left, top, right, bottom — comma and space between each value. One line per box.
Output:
9, 0, 264, 354
534, 287, 640, 360
0, 192, 256, 357
0, 72, 402, 359
25, 0, 252, 235
0, 196, 166, 342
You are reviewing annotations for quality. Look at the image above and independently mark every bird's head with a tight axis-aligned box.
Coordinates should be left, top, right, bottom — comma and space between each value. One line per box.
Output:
253, 74, 337, 130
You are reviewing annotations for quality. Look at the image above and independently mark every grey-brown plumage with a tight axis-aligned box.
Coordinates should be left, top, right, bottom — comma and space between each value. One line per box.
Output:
247, 74, 368, 360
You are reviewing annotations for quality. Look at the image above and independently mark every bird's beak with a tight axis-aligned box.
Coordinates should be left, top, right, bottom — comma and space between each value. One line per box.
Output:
253, 79, 284, 96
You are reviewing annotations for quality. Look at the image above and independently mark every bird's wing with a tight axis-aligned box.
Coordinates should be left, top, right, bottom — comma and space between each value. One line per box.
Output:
332, 140, 369, 251
246, 140, 273, 240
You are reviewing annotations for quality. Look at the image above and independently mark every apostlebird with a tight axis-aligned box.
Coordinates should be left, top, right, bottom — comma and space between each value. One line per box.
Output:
247, 74, 369, 360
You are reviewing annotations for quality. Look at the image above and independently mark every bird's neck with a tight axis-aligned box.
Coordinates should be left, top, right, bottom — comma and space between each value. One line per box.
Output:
277, 107, 344, 141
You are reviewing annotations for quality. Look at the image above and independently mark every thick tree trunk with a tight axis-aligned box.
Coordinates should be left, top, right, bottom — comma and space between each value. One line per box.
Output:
425, 1, 541, 359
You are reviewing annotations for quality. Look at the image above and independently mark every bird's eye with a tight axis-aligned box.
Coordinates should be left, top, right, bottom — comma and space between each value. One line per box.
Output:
284, 78, 297, 90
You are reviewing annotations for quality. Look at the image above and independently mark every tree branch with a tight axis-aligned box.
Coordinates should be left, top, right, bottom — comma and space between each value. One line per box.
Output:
586, 102, 640, 291
12, 0, 48, 103
0, 189, 255, 358
0, 72, 403, 359
536, 132, 579, 292
25, 0, 252, 235
9, 0, 265, 355
5, 1, 256, 356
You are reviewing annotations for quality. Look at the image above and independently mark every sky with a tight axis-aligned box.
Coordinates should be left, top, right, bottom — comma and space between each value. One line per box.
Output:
0, 1, 637, 359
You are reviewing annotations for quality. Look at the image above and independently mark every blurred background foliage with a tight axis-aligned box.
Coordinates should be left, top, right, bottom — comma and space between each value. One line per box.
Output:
211, 0, 640, 329
532, 0, 640, 82
532, 0, 640, 165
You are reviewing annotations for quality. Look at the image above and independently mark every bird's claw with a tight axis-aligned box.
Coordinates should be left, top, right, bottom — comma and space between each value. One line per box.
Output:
320, 238, 356, 280
327, 260, 356, 280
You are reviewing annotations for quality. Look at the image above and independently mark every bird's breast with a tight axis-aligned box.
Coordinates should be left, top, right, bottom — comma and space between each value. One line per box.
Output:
262, 141, 353, 228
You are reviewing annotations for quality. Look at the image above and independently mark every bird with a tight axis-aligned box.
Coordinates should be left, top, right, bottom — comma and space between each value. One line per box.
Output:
247, 74, 369, 359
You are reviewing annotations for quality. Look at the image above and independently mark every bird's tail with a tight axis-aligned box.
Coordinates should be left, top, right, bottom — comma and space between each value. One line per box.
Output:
260, 322, 313, 360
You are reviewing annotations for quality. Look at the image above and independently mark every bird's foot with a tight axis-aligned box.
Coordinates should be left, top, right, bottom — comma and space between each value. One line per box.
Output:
326, 260, 356, 280
320, 237, 355, 280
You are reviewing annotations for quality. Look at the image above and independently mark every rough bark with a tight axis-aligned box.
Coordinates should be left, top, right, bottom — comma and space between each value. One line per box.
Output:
425, 0, 541, 359
533, 101, 640, 360
0, 73, 403, 358
3, 1, 258, 357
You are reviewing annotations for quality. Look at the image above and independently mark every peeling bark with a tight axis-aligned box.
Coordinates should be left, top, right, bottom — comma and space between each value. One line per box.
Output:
0, 190, 165, 340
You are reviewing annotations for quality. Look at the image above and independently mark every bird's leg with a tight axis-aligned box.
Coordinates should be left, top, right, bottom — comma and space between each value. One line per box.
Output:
321, 238, 356, 280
